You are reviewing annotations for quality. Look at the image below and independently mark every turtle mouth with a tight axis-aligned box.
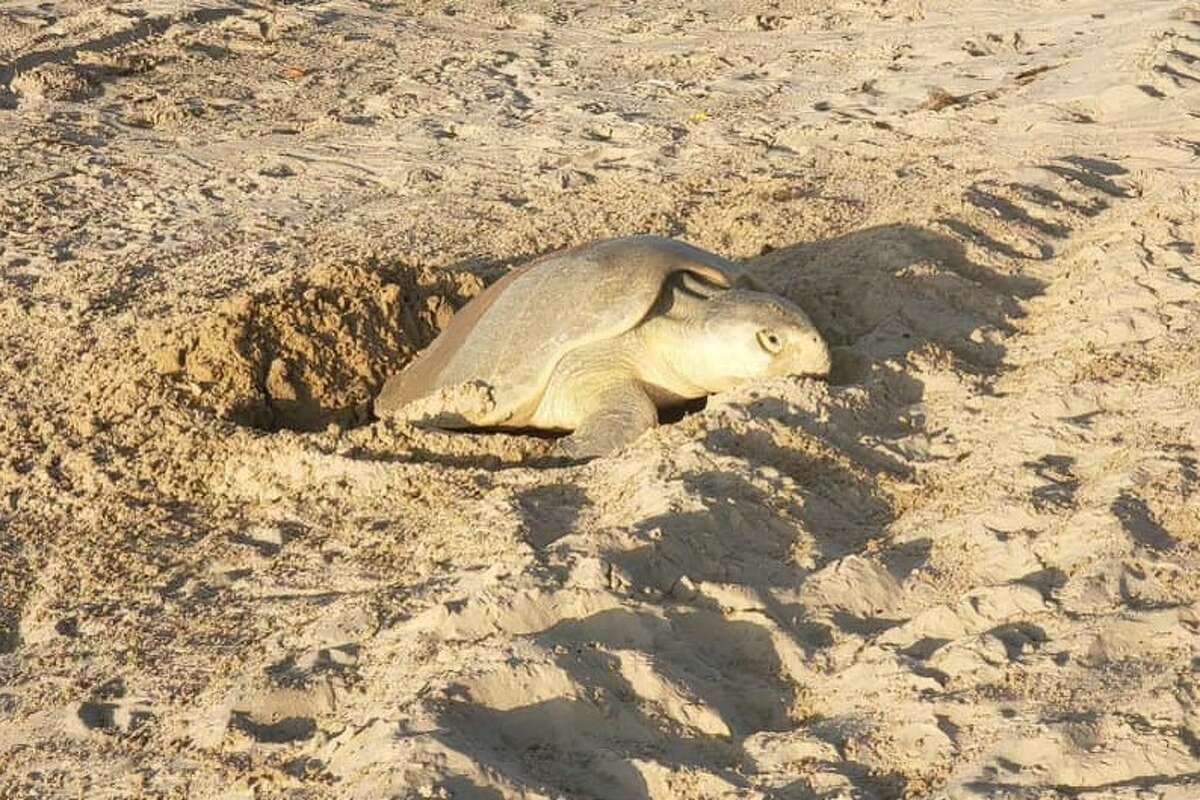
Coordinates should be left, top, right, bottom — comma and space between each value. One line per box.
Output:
782, 363, 831, 381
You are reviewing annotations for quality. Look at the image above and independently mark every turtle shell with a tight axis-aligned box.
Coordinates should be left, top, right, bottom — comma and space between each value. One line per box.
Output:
374, 235, 748, 428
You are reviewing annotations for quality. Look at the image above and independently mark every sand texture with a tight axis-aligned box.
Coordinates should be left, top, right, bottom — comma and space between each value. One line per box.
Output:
3, 1, 1200, 798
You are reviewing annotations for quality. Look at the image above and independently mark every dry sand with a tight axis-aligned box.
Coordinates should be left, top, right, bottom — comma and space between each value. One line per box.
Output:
2, 1, 1200, 798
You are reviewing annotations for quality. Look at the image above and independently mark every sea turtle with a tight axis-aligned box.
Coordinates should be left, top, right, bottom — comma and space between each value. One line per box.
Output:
375, 235, 831, 458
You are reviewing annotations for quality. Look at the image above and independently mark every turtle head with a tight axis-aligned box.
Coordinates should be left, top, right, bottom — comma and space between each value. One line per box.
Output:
672, 289, 832, 393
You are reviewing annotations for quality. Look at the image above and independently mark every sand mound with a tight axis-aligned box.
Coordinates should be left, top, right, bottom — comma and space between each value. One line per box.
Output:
141, 260, 481, 432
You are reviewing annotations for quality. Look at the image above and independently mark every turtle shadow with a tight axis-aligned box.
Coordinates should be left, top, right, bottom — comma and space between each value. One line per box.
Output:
752, 222, 1045, 372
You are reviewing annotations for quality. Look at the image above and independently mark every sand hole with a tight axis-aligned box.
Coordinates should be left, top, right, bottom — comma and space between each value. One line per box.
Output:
143, 260, 481, 432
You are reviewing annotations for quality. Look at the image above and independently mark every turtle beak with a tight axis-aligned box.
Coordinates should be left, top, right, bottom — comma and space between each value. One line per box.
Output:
791, 333, 832, 378
814, 343, 833, 377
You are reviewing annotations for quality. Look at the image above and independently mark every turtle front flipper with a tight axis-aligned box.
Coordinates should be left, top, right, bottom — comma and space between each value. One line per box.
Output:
553, 382, 657, 460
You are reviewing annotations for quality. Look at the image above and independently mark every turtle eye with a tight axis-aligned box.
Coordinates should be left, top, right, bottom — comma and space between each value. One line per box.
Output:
757, 329, 783, 354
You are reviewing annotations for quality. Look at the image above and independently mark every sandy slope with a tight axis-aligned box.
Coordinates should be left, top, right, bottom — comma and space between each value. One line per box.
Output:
2, 1, 1200, 798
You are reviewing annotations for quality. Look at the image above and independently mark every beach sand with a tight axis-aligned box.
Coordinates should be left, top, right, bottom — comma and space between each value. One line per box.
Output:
2, 1, 1200, 797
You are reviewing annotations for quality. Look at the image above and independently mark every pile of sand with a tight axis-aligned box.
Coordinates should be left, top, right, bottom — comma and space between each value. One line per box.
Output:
142, 258, 479, 431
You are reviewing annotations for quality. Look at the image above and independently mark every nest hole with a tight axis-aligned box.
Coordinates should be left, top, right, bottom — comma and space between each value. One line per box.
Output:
142, 259, 482, 432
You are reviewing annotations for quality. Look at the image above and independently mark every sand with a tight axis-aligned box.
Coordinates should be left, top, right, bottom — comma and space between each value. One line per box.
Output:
2, 0, 1200, 798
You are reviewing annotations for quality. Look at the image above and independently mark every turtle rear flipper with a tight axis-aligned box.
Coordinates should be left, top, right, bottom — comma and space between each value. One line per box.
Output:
376, 380, 502, 428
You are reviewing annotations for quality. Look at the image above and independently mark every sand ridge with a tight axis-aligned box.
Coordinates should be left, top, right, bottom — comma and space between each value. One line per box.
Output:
2, 0, 1200, 798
